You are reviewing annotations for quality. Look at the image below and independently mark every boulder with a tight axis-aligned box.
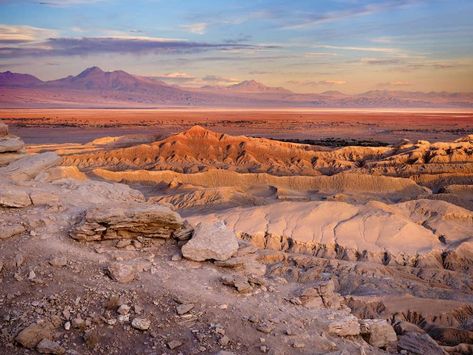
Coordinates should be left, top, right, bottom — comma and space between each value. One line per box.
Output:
0, 152, 62, 181
106, 263, 137, 283
327, 314, 361, 337
298, 279, 343, 309
0, 136, 24, 153
397, 332, 447, 355
15, 320, 55, 349
131, 318, 151, 331
0, 186, 31, 208
36, 339, 65, 354
221, 275, 252, 293
70, 203, 185, 241
359, 319, 397, 348
394, 321, 425, 335
181, 221, 239, 261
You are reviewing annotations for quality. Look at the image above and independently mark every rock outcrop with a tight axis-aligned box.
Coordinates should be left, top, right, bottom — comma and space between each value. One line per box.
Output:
181, 221, 239, 261
0, 122, 25, 166
0, 185, 32, 208
359, 319, 397, 348
0, 152, 62, 180
70, 203, 185, 241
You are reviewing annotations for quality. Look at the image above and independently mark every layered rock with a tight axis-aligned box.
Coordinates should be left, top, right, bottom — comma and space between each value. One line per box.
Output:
0, 185, 32, 208
70, 203, 185, 241
0, 152, 62, 180
0, 121, 25, 166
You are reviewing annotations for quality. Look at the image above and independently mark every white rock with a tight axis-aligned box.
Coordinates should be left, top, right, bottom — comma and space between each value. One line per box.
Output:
181, 221, 239, 261
327, 314, 361, 337
0, 152, 62, 181
0, 186, 31, 208
131, 317, 151, 330
107, 263, 136, 283
0, 136, 24, 153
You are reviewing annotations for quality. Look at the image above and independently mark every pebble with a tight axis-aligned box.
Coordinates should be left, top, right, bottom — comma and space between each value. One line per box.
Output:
219, 335, 230, 346
15, 254, 25, 268
176, 303, 194, 315
117, 304, 130, 315
49, 256, 67, 267
292, 341, 305, 348
256, 323, 274, 334
131, 318, 151, 331
167, 340, 183, 350
115, 240, 131, 248
171, 253, 182, 261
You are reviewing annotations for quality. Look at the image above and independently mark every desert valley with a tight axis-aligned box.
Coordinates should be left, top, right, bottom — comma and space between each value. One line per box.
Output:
1, 108, 473, 354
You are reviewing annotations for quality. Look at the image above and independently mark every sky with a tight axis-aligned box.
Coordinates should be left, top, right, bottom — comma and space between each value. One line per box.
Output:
0, 0, 472, 94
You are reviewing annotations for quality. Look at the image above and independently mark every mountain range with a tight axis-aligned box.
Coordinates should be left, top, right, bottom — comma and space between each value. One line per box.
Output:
1, 66, 472, 108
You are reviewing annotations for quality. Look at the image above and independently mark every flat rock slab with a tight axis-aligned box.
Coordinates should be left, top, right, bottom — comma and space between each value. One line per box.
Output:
181, 221, 239, 261
0, 152, 62, 181
70, 203, 185, 241
0, 186, 31, 208
1, 224, 26, 239
0, 136, 24, 153
327, 314, 361, 337
398, 332, 447, 355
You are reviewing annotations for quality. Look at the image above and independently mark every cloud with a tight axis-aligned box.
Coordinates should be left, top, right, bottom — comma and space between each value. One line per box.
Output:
0, 34, 264, 58
202, 75, 240, 84
315, 44, 399, 54
287, 79, 346, 86
360, 58, 403, 65
320, 80, 346, 85
281, 0, 423, 29
38, 0, 104, 6
304, 52, 338, 59
378, 81, 411, 87
0, 24, 57, 43
151, 72, 196, 82
180, 22, 208, 35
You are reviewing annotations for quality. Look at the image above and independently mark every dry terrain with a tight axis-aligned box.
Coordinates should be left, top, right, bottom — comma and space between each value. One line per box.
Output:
1, 109, 473, 144
1, 111, 473, 355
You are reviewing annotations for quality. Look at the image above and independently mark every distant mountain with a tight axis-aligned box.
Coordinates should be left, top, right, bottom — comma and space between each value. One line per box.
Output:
227, 80, 292, 94
46, 66, 178, 93
0, 71, 43, 87
0, 67, 472, 108
201, 80, 292, 95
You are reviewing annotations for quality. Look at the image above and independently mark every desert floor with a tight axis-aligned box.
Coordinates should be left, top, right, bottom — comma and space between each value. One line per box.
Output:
1, 108, 472, 144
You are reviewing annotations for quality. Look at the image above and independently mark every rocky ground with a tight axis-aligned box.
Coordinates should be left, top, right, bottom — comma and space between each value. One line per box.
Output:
1, 122, 473, 354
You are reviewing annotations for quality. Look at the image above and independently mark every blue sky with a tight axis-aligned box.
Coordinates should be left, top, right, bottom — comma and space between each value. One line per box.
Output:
0, 0, 472, 93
